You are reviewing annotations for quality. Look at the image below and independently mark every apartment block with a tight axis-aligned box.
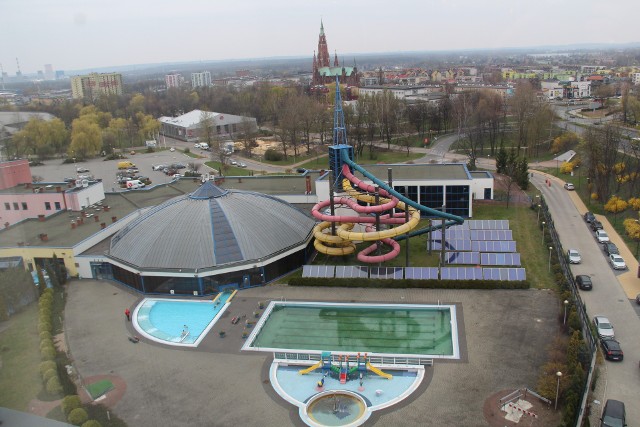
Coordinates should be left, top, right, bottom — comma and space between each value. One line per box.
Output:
71, 73, 123, 99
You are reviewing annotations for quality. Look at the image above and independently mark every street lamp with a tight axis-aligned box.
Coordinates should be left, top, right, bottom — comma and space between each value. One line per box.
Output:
541, 221, 546, 245
537, 204, 542, 222
548, 246, 553, 272
563, 300, 569, 325
555, 371, 563, 410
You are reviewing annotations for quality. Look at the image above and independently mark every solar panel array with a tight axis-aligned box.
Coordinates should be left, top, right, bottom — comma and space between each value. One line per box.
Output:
431, 239, 473, 251
446, 252, 480, 265
302, 265, 526, 281
470, 230, 513, 241
480, 253, 521, 266
466, 220, 510, 230
472, 241, 516, 253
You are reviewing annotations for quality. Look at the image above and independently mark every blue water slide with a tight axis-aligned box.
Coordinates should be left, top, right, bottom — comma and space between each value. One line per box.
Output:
340, 150, 464, 241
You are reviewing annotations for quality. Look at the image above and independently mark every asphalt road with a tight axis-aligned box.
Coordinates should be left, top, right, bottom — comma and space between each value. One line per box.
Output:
532, 172, 640, 426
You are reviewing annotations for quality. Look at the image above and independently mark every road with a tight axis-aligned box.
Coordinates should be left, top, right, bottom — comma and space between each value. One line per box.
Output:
531, 172, 640, 426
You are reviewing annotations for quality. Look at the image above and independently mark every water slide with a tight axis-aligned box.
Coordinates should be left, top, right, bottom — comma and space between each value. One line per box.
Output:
298, 361, 322, 375
339, 371, 347, 384
366, 363, 393, 380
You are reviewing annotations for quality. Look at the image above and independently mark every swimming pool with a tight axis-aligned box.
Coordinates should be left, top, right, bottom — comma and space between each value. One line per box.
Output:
243, 301, 459, 359
133, 291, 233, 347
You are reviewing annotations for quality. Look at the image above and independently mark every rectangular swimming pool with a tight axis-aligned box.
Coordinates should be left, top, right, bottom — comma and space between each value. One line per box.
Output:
243, 301, 459, 359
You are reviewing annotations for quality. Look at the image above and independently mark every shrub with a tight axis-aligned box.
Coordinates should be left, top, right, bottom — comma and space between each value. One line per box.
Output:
39, 360, 57, 376
62, 395, 82, 416
40, 331, 52, 340
82, 421, 103, 427
264, 148, 284, 161
46, 376, 63, 395
41, 346, 56, 360
40, 338, 54, 351
68, 408, 89, 426
43, 368, 58, 382
183, 147, 190, 154
38, 321, 52, 334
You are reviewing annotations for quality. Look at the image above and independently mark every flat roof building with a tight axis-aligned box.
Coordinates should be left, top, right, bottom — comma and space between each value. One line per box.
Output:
71, 73, 123, 99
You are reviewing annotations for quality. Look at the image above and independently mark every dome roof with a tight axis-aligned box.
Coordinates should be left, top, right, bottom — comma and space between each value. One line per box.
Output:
109, 182, 315, 271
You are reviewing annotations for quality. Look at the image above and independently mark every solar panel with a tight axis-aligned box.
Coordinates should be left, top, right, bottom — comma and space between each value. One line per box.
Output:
472, 241, 517, 252
482, 268, 526, 281
405, 267, 438, 280
370, 267, 403, 279
431, 239, 472, 251
431, 229, 471, 240
480, 253, 522, 266
446, 252, 480, 265
471, 230, 513, 241
302, 265, 336, 278
335, 266, 368, 278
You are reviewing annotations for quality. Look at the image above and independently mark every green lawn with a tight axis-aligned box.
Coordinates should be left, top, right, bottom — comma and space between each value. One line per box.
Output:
356, 151, 424, 165
0, 304, 43, 410
204, 161, 252, 176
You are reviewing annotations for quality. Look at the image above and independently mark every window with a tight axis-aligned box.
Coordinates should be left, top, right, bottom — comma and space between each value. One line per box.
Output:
21, 202, 28, 210
4, 203, 9, 210
420, 185, 444, 210
55, 202, 61, 210
232, 124, 237, 133
445, 185, 470, 217
216, 125, 221, 134
224, 124, 229, 133
45, 202, 51, 210
13, 202, 19, 210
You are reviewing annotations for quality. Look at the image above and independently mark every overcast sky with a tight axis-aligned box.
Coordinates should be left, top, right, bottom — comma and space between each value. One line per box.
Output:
2, 0, 639, 74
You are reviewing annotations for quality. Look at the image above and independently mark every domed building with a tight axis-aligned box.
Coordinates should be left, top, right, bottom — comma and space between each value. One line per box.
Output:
107, 182, 316, 295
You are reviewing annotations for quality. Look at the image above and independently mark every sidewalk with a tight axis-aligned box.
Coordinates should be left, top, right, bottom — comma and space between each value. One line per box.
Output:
534, 170, 640, 299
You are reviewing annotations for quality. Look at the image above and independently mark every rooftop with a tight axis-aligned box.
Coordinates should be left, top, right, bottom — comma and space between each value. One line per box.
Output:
318, 163, 472, 182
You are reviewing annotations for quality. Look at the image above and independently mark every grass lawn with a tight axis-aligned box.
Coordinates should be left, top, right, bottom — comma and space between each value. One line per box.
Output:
356, 151, 424, 165
0, 304, 43, 411
259, 150, 324, 166
204, 161, 252, 176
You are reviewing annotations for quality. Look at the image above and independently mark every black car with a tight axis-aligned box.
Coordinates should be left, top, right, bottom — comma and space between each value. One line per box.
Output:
170, 163, 186, 169
590, 220, 604, 231
576, 275, 593, 290
584, 212, 596, 223
603, 242, 619, 256
600, 399, 625, 427
296, 168, 307, 174
600, 338, 623, 361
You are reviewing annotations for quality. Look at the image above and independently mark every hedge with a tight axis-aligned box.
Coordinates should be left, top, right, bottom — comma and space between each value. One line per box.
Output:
38, 321, 52, 334
43, 368, 58, 382
41, 346, 56, 360
39, 361, 57, 376
40, 331, 52, 340
82, 421, 102, 427
46, 376, 63, 395
68, 408, 89, 426
288, 277, 530, 290
62, 395, 82, 416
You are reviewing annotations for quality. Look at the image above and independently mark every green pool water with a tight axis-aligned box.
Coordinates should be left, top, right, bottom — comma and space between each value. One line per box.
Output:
248, 303, 454, 356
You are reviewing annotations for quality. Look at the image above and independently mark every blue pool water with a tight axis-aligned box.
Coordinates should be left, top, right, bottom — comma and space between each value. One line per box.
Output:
135, 292, 231, 345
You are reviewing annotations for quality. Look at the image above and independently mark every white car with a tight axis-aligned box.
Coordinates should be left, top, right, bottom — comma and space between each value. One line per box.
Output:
194, 143, 202, 149
238, 162, 247, 168
169, 147, 175, 152
230, 160, 238, 165
152, 164, 167, 171
593, 316, 615, 339
608, 254, 626, 270
595, 230, 609, 243
563, 183, 575, 190
76, 166, 90, 173
567, 249, 581, 264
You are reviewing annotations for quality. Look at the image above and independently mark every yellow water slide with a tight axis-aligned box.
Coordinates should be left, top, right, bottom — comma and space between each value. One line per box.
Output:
298, 361, 323, 375
366, 363, 392, 379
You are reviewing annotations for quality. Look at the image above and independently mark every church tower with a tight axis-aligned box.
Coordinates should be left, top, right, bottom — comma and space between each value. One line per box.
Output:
316, 20, 330, 68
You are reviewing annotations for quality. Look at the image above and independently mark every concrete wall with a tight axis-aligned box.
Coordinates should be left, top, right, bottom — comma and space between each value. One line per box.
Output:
65, 182, 105, 211
0, 191, 66, 225
0, 159, 31, 190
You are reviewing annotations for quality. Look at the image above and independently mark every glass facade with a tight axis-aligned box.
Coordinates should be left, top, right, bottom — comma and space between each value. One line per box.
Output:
420, 185, 444, 210
446, 185, 470, 217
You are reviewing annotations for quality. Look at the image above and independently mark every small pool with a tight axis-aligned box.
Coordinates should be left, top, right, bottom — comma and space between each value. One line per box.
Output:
133, 292, 233, 347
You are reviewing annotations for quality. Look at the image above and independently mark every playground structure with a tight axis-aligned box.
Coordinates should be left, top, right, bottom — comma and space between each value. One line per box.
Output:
312, 77, 464, 263
299, 352, 392, 383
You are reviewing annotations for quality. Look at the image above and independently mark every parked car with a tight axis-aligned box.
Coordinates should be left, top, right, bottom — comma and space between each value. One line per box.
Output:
296, 168, 307, 173
603, 242, 619, 256
194, 143, 202, 149
563, 182, 575, 190
590, 220, 603, 231
76, 166, 90, 173
584, 212, 596, 223
152, 164, 167, 171
169, 147, 175, 152
164, 168, 178, 175
608, 254, 626, 270
576, 275, 592, 291
238, 162, 247, 168
600, 338, 624, 361
567, 249, 581, 264
170, 163, 186, 169
126, 168, 139, 174
593, 316, 615, 338
600, 399, 626, 427
230, 160, 238, 165
595, 230, 610, 243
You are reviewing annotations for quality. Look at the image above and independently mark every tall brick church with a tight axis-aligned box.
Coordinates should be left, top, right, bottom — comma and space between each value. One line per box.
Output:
311, 21, 359, 87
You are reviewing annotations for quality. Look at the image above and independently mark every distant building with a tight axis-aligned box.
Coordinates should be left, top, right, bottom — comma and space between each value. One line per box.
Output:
44, 64, 55, 81
632, 72, 640, 85
70, 73, 123, 99
165, 73, 185, 88
191, 71, 211, 88
158, 109, 257, 142
55, 70, 65, 80
311, 21, 358, 87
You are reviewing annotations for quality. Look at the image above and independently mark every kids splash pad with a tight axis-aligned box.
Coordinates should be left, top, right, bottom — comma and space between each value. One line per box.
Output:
303, 391, 369, 427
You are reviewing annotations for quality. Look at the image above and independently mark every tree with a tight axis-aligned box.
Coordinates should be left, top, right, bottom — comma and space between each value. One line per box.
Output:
623, 217, 640, 257
509, 81, 538, 154
68, 117, 102, 159
604, 195, 628, 224
495, 146, 508, 174
198, 111, 215, 147
107, 118, 129, 152
551, 132, 580, 154
582, 125, 622, 202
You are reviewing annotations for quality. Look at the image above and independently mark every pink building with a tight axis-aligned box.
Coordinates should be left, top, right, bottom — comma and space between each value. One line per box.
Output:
0, 160, 32, 190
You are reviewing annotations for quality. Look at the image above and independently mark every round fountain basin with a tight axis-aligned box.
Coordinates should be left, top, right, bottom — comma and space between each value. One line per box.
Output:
302, 390, 370, 427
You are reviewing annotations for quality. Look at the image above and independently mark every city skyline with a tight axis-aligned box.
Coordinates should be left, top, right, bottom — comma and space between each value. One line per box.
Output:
2, 0, 640, 75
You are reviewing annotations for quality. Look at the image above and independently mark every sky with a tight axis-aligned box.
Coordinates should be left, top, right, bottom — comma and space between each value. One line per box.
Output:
2, 0, 639, 75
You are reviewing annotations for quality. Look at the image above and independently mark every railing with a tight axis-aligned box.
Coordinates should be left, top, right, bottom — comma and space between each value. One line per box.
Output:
273, 351, 433, 367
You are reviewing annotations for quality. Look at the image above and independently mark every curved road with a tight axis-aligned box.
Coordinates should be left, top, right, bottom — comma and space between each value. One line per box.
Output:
532, 172, 640, 426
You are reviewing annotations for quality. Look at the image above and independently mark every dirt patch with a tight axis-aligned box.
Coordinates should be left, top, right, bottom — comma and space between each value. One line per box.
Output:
483, 389, 561, 427
492, 173, 531, 206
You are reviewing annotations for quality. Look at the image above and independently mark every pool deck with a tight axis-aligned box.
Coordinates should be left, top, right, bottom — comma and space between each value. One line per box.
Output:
64, 280, 560, 427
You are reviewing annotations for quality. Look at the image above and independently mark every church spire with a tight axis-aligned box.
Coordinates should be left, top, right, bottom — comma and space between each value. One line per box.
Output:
334, 50, 339, 67
316, 20, 330, 68
320, 19, 325, 36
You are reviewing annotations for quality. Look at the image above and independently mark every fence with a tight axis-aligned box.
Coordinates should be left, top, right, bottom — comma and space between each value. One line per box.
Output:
273, 351, 434, 367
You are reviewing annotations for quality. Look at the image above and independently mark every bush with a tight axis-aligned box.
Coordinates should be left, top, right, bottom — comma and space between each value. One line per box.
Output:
41, 346, 56, 360
40, 331, 52, 340
68, 408, 89, 426
40, 360, 57, 376
288, 277, 530, 289
264, 148, 284, 161
183, 147, 190, 154
40, 338, 54, 351
46, 376, 63, 395
62, 395, 82, 416
38, 321, 52, 334
43, 368, 58, 382
82, 421, 103, 427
